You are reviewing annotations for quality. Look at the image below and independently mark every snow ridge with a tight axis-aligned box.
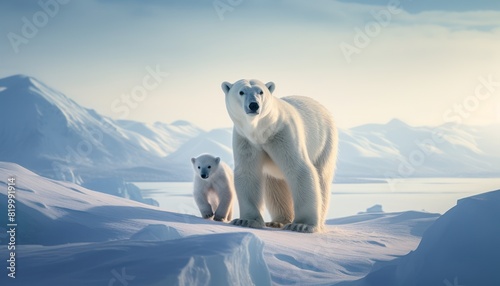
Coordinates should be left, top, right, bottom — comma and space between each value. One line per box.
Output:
347, 190, 500, 286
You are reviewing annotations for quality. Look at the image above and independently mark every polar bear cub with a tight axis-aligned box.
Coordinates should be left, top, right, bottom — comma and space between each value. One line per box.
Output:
191, 154, 235, 222
222, 79, 338, 233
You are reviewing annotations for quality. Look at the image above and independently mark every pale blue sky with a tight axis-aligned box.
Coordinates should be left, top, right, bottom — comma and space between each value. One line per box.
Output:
1, 0, 500, 130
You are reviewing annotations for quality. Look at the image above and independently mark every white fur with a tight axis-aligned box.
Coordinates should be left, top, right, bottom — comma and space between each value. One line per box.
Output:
222, 79, 338, 233
191, 154, 235, 222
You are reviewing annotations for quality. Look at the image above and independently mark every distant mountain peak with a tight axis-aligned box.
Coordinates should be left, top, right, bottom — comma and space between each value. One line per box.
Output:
386, 118, 409, 127
171, 120, 192, 126
0, 74, 40, 88
0, 74, 80, 112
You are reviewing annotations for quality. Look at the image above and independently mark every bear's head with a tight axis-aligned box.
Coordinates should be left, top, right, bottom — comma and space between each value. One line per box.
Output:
191, 154, 221, 180
221, 79, 275, 122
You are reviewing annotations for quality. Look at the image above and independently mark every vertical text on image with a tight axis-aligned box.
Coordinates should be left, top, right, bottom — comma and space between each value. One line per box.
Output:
6, 176, 17, 279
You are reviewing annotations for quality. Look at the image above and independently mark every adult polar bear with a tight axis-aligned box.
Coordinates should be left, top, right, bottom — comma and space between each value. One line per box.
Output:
222, 79, 338, 233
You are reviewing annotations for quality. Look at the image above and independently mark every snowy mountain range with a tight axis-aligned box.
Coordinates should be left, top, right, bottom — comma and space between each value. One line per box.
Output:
337, 119, 500, 181
1, 74, 499, 184
0, 75, 203, 182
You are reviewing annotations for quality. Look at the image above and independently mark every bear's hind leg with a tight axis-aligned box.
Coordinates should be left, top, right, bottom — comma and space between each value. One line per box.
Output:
317, 169, 333, 226
264, 176, 293, 228
315, 137, 337, 227
227, 206, 233, 221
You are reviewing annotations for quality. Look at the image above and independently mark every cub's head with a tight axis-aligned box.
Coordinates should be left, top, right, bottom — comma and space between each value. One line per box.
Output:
221, 79, 275, 122
191, 154, 221, 180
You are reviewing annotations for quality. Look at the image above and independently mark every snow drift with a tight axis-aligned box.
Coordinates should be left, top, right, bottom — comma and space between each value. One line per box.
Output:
8, 233, 270, 286
347, 189, 500, 286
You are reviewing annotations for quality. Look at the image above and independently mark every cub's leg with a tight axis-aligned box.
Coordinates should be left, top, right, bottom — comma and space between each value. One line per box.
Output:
194, 187, 214, 219
214, 183, 234, 222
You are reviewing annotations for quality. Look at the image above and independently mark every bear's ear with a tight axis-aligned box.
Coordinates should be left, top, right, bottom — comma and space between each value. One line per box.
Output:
265, 82, 275, 93
191, 157, 196, 164
221, 82, 233, 94
215, 157, 221, 164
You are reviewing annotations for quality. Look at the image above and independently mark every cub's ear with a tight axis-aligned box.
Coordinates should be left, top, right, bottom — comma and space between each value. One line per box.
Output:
215, 157, 221, 164
265, 82, 275, 93
221, 82, 233, 94
191, 158, 196, 164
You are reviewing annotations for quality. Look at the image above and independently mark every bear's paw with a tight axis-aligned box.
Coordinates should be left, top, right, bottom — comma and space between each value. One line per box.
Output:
283, 223, 319, 233
202, 211, 214, 219
231, 218, 265, 229
213, 214, 227, 222
265, 222, 286, 228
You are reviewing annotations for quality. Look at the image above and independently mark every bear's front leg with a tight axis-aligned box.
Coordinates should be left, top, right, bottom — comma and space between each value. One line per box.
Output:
230, 134, 265, 229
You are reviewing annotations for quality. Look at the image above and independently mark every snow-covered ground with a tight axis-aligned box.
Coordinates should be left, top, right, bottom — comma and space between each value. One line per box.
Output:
340, 189, 500, 286
0, 162, 444, 285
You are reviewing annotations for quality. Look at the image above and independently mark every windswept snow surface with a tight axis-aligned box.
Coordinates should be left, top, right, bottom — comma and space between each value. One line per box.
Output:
8, 233, 270, 286
0, 162, 439, 285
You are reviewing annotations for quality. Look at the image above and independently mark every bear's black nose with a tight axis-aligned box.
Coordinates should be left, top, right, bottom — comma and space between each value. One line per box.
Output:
201, 174, 208, 179
249, 102, 259, 112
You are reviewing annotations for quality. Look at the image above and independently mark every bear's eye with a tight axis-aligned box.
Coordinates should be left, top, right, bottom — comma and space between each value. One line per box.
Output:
239, 91, 244, 95
208, 166, 211, 169
197, 166, 200, 169
259, 90, 263, 95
